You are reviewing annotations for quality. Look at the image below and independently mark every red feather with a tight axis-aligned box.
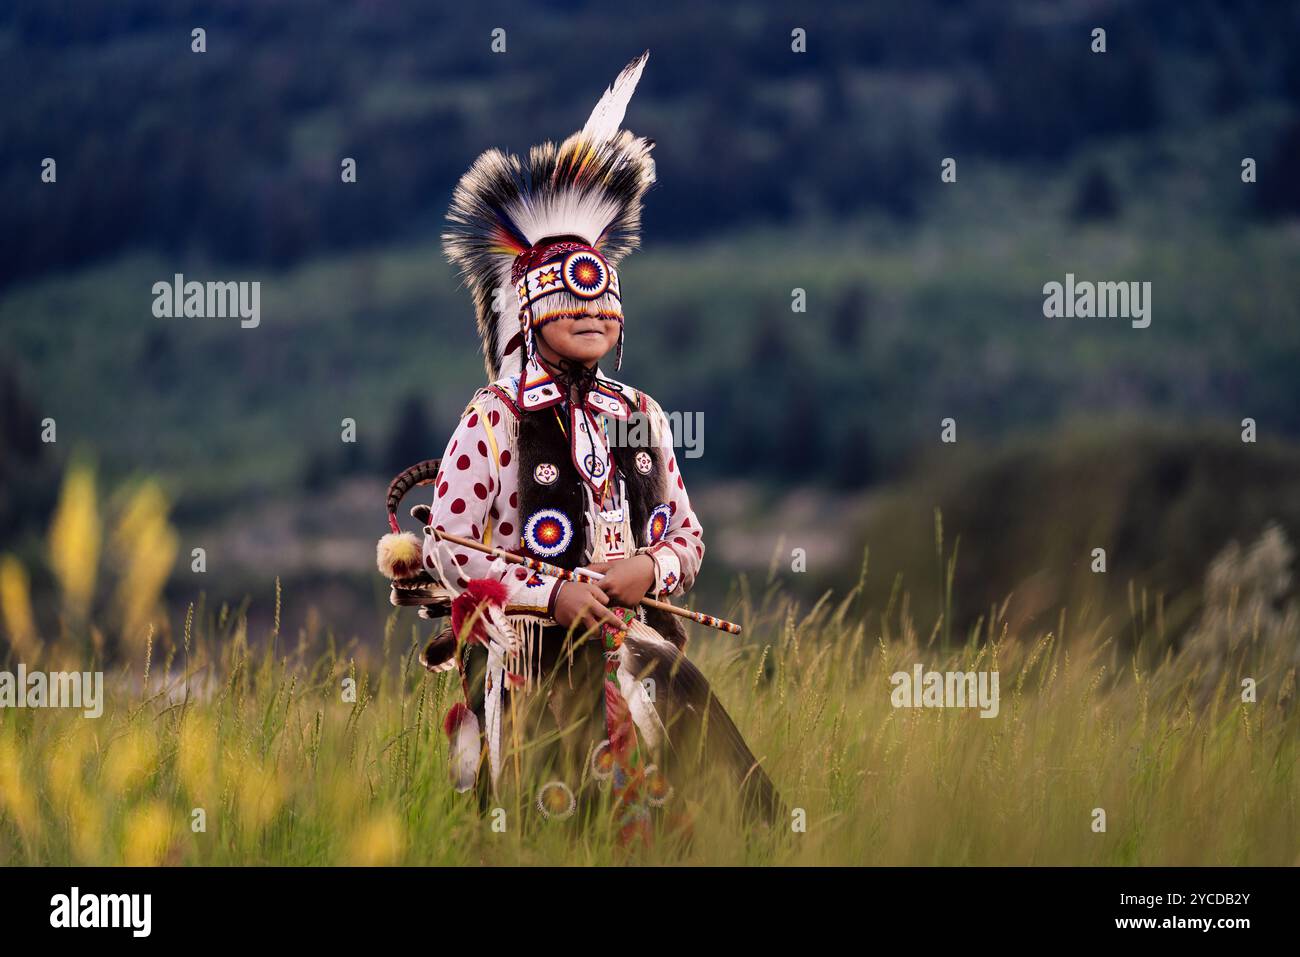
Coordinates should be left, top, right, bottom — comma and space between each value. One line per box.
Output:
450, 578, 510, 645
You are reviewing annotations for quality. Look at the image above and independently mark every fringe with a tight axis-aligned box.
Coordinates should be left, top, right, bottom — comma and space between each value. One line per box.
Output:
506, 614, 545, 690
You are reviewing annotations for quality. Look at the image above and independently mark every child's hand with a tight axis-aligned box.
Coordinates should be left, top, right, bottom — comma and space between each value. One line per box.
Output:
584, 555, 657, 607
553, 581, 628, 635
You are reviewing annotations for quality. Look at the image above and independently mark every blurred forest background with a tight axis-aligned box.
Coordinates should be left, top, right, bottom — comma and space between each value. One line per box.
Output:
2, 0, 1300, 649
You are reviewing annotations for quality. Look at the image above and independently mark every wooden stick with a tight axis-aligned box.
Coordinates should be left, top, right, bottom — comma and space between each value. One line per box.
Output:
432, 529, 742, 635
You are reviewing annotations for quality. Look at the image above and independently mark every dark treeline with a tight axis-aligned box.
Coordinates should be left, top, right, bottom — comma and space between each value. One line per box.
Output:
3, 0, 1299, 288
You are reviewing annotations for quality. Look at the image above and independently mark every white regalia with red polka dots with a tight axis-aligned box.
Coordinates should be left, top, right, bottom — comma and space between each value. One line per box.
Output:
421, 358, 704, 619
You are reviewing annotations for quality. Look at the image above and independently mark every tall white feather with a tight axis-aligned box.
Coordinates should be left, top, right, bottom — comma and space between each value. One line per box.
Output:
581, 50, 649, 144
450, 711, 480, 793
618, 621, 671, 749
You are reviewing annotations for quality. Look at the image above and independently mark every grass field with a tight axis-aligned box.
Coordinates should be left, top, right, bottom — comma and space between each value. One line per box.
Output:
2, 476, 1297, 865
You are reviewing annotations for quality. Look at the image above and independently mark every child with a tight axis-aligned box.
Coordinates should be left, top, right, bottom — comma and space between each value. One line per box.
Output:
381, 52, 779, 831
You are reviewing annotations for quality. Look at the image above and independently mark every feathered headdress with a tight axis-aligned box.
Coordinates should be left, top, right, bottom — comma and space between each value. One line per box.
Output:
443, 51, 656, 380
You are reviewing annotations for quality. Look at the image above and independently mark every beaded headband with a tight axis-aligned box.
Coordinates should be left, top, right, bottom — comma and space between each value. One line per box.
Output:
513, 241, 623, 328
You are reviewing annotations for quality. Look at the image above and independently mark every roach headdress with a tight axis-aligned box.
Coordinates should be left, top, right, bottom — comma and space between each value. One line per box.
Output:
443, 51, 656, 380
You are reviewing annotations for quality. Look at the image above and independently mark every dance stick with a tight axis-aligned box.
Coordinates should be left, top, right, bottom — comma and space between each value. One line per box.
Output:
432, 528, 742, 635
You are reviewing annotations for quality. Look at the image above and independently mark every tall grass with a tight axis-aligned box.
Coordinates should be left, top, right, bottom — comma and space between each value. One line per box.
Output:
1, 470, 1297, 865
1, 571, 1296, 865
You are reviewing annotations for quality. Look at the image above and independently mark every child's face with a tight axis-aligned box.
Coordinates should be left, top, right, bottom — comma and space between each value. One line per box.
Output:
536, 303, 622, 366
